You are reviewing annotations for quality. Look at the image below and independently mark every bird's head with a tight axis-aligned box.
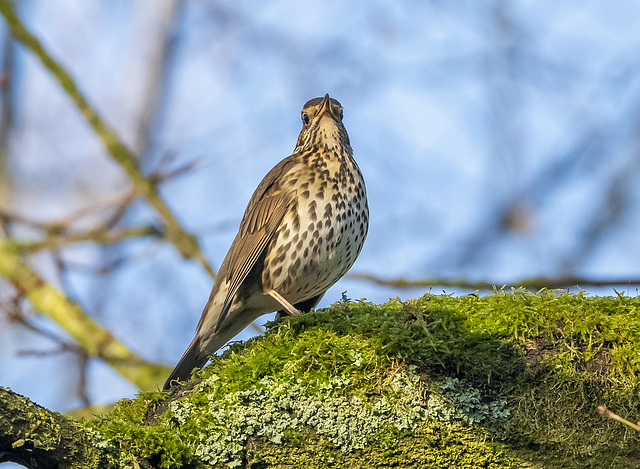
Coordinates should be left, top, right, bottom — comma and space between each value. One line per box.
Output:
294, 94, 351, 153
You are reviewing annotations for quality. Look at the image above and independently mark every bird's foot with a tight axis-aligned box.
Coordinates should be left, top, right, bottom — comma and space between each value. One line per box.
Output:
267, 289, 301, 316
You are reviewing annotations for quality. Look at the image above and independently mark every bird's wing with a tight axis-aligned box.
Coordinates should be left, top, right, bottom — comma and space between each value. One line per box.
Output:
205, 156, 298, 332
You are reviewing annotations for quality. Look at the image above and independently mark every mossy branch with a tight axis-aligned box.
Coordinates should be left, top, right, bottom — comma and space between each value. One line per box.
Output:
98, 292, 640, 467
0, 387, 112, 468
2, 292, 640, 468
0, 0, 215, 279
0, 238, 171, 391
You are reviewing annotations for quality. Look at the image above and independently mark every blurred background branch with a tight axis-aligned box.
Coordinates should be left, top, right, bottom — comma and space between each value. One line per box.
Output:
347, 273, 640, 292
0, 238, 170, 391
0, 0, 215, 278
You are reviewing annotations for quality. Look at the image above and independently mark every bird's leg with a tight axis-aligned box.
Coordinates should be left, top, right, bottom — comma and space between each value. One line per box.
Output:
267, 290, 301, 316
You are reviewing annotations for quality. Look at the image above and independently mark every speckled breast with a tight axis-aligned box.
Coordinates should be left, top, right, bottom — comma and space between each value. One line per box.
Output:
262, 152, 368, 304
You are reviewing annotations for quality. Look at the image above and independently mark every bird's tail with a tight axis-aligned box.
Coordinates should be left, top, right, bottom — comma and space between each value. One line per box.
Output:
163, 303, 265, 390
163, 336, 207, 391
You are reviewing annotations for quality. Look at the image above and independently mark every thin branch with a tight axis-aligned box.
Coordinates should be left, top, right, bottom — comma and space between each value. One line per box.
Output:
134, 0, 183, 162
0, 238, 171, 391
6, 189, 137, 232
147, 155, 202, 185
0, 22, 13, 238
5, 299, 85, 358
347, 272, 640, 291
0, 0, 215, 279
16, 225, 162, 253
597, 405, 640, 431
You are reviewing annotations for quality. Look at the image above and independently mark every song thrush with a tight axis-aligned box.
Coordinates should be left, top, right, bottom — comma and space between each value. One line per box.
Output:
163, 94, 368, 390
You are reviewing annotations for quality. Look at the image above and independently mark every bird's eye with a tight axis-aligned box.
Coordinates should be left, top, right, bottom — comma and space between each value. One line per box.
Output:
302, 113, 310, 125
338, 107, 344, 120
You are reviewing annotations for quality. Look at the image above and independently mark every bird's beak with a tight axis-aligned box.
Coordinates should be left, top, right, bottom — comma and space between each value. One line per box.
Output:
318, 93, 334, 118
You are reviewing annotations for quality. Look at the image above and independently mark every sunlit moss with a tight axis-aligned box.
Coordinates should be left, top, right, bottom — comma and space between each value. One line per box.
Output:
86, 290, 640, 468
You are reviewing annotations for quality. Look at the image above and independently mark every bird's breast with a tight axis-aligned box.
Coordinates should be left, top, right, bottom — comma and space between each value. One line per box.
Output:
262, 156, 368, 303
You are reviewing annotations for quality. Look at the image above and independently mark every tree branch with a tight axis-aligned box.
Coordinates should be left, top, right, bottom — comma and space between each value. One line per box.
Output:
15, 225, 162, 253
0, 387, 111, 468
0, 0, 215, 279
0, 238, 171, 391
347, 272, 640, 291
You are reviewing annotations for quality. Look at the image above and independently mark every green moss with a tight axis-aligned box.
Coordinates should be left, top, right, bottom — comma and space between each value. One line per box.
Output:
86, 290, 640, 468
87, 392, 195, 468
200, 327, 390, 397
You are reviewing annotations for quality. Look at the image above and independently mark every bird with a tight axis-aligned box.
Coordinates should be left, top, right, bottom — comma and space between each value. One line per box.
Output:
163, 94, 368, 390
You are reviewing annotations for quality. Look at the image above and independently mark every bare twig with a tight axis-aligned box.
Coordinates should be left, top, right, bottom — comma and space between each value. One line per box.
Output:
147, 156, 202, 185
0, 23, 13, 238
6, 292, 96, 405
133, 0, 183, 163
6, 299, 84, 357
16, 225, 162, 253
0, 238, 171, 390
0, 189, 137, 231
597, 405, 640, 431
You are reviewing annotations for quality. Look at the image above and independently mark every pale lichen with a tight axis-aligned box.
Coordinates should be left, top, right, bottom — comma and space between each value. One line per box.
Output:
426, 377, 510, 424
172, 366, 431, 466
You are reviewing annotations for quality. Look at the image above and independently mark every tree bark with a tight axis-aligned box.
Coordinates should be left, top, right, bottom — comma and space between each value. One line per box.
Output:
0, 387, 111, 468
